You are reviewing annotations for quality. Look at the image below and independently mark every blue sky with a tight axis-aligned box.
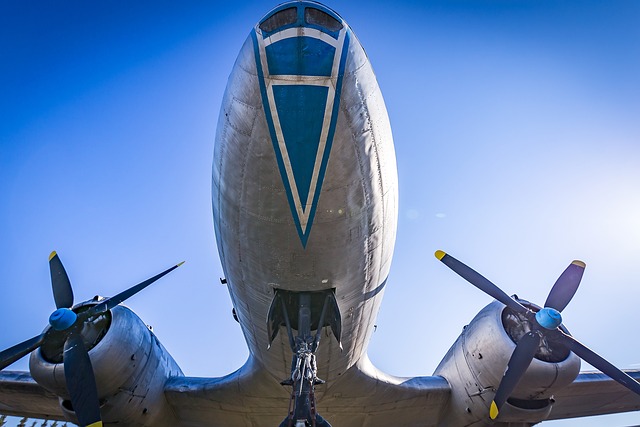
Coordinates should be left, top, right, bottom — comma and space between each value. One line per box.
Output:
1, 1, 639, 425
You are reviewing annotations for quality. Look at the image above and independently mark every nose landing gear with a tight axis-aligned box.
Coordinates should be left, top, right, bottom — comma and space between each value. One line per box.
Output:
267, 290, 340, 427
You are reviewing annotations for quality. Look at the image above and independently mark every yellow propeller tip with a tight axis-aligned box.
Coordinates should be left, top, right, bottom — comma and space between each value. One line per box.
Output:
49, 251, 57, 261
572, 260, 586, 268
177, 261, 186, 267
490, 401, 499, 420
435, 250, 446, 260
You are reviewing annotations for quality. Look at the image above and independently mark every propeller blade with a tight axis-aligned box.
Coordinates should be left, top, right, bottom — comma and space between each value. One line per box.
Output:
560, 331, 640, 396
63, 333, 102, 427
0, 334, 45, 371
490, 331, 541, 420
435, 250, 527, 314
544, 260, 586, 312
50, 251, 74, 309
85, 261, 185, 318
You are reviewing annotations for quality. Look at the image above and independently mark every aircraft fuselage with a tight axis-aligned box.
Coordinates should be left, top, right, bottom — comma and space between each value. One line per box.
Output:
212, 1, 398, 385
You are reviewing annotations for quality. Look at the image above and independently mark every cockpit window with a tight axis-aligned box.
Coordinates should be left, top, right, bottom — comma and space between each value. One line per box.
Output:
304, 7, 343, 32
259, 7, 298, 33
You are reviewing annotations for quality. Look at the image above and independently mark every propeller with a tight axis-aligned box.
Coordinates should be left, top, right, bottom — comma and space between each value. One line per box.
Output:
0, 251, 184, 427
434, 250, 640, 420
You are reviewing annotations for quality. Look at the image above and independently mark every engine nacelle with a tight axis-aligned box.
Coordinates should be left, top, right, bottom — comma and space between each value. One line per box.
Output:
434, 300, 581, 426
29, 300, 183, 426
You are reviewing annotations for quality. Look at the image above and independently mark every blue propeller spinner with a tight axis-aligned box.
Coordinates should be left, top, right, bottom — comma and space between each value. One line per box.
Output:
49, 308, 78, 331
535, 307, 562, 330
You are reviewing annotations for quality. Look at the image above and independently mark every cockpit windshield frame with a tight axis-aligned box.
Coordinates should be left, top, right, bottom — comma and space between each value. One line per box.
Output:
258, 2, 344, 38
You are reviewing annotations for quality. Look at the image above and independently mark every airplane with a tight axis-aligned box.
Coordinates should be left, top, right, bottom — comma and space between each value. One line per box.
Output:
1, 1, 640, 426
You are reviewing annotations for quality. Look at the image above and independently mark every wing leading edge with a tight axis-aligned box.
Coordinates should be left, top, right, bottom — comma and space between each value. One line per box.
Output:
548, 370, 640, 420
0, 371, 64, 421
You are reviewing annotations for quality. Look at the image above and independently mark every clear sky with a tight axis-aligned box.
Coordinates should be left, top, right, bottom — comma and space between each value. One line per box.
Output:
1, 1, 639, 426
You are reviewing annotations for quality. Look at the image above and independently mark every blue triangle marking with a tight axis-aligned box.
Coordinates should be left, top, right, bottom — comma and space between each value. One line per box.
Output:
272, 85, 329, 206
251, 29, 351, 247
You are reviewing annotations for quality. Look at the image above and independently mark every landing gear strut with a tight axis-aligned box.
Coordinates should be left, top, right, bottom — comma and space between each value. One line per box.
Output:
268, 291, 340, 427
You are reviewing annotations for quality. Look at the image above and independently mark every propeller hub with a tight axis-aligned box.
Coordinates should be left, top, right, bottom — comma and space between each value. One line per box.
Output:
49, 308, 78, 331
535, 307, 562, 330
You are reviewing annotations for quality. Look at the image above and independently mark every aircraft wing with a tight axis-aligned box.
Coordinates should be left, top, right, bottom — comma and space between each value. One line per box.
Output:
0, 371, 64, 421
2, 362, 640, 425
548, 370, 640, 420
164, 356, 293, 426
314, 356, 451, 426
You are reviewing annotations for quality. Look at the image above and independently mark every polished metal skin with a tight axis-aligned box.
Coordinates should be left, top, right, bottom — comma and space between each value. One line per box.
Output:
2, 2, 640, 426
